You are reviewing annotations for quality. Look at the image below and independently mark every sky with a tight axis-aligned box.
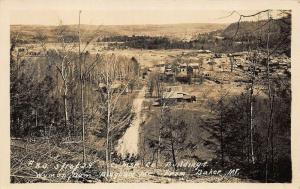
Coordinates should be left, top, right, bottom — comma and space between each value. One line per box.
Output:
8, 0, 285, 25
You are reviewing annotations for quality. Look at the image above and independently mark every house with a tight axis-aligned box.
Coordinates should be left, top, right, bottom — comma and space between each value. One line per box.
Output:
163, 91, 196, 102
189, 63, 200, 77
214, 53, 222, 58
198, 49, 212, 53
141, 68, 150, 79
213, 36, 225, 40
229, 52, 246, 58
164, 64, 173, 74
207, 61, 217, 71
154, 63, 165, 74
98, 81, 128, 94
164, 64, 175, 81
174, 62, 202, 83
202, 70, 213, 78
153, 91, 196, 106
175, 63, 190, 82
28, 51, 41, 56
178, 63, 188, 74
259, 66, 267, 73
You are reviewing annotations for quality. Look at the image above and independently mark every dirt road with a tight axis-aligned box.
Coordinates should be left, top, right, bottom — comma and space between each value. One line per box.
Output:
115, 86, 146, 157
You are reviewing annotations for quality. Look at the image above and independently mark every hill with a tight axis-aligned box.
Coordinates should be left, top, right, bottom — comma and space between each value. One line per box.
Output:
10, 23, 227, 43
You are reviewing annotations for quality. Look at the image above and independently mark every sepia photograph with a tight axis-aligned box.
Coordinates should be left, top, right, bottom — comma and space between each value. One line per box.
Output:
0, 0, 299, 186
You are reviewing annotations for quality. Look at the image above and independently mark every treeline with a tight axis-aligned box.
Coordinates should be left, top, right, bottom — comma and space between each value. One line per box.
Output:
101, 35, 193, 49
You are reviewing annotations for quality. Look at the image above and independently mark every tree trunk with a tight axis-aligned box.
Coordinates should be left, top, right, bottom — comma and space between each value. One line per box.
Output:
156, 132, 161, 168
250, 63, 255, 165
106, 79, 111, 177
230, 57, 234, 72
265, 11, 274, 182
250, 84, 255, 164
81, 79, 85, 163
156, 103, 165, 168
106, 130, 110, 177
78, 10, 86, 164
35, 109, 38, 128
63, 83, 70, 137
220, 100, 224, 168
171, 140, 177, 171
265, 94, 275, 182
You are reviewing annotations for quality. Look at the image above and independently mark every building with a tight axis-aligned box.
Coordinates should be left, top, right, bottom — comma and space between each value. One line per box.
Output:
154, 63, 166, 74
173, 62, 202, 83
98, 81, 128, 94
189, 63, 200, 77
153, 91, 196, 106
164, 64, 175, 81
197, 49, 212, 54
178, 63, 188, 74
175, 63, 189, 82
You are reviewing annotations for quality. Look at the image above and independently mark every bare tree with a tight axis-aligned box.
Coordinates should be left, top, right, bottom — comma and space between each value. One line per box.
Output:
96, 54, 137, 177
77, 10, 103, 162
45, 26, 77, 138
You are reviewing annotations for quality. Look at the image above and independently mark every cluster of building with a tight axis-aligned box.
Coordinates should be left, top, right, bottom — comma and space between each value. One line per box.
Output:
144, 62, 203, 84
231, 53, 291, 77
142, 51, 291, 87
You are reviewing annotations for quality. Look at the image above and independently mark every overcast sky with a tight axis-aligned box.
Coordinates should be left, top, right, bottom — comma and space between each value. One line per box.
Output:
9, 0, 284, 25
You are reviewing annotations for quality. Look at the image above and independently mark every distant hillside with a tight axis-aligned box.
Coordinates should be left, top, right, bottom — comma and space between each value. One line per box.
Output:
191, 15, 291, 54
221, 16, 291, 54
222, 17, 290, 40
10, 23, 227, 43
